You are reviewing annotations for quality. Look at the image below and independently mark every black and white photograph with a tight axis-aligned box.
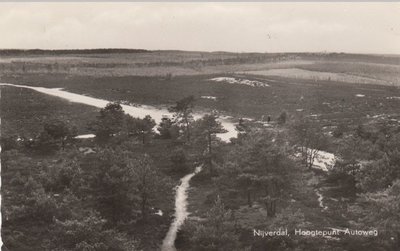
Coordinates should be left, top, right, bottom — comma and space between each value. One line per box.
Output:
0, 2, 400, 250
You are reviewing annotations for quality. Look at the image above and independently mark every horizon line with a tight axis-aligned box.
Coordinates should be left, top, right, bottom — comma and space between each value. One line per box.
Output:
1, 48, 399, 57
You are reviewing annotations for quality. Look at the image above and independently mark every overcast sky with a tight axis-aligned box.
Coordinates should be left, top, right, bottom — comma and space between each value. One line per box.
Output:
0, 2, 399, 54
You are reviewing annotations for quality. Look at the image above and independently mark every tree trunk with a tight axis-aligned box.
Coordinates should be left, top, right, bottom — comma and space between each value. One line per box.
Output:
141, 194, 147, 220
208, 132, 212, 155
61, 139, 65, 150
185, 118, 190, 142
247, 189, 252, 207
208, 132, 213, 172
265, 198, 276, 217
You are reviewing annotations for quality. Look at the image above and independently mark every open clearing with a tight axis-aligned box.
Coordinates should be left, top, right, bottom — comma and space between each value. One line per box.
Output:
241, 68, 391, 85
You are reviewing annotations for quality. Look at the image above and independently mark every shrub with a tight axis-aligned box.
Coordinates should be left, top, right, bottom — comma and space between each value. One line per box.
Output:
332, 123, 348, 138
170, 148, 189, 173
277, 111, 287, 125
48, 210, 140, 251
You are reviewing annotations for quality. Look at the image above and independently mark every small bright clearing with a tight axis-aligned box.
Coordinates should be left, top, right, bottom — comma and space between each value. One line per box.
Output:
75, 134, 96, 139
201, 96, 217, 101
294, 149, 336, 172
209, 77, 270, 87
313, 150, 336, 172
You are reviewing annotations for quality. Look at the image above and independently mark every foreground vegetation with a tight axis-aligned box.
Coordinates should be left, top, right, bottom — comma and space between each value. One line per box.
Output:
182, 118, 400, 250
1, 87, 235, 250
2, 84, 400, 250
0, 88, 173, 250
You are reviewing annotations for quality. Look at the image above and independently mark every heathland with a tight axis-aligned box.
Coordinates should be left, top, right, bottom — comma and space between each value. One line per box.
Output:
1, 50, 400, 250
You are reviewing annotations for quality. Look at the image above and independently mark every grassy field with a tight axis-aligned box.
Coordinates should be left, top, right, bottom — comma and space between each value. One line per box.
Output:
1, 51, 399, 79
2, 72, 400, 129
241, 68, 393, 85
298, 61, 400, 84
2, 51, 399, 130
1, 51, 399, 128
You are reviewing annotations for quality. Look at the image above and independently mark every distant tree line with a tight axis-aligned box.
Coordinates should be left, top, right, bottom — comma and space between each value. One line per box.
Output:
0, 48, 149, 56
